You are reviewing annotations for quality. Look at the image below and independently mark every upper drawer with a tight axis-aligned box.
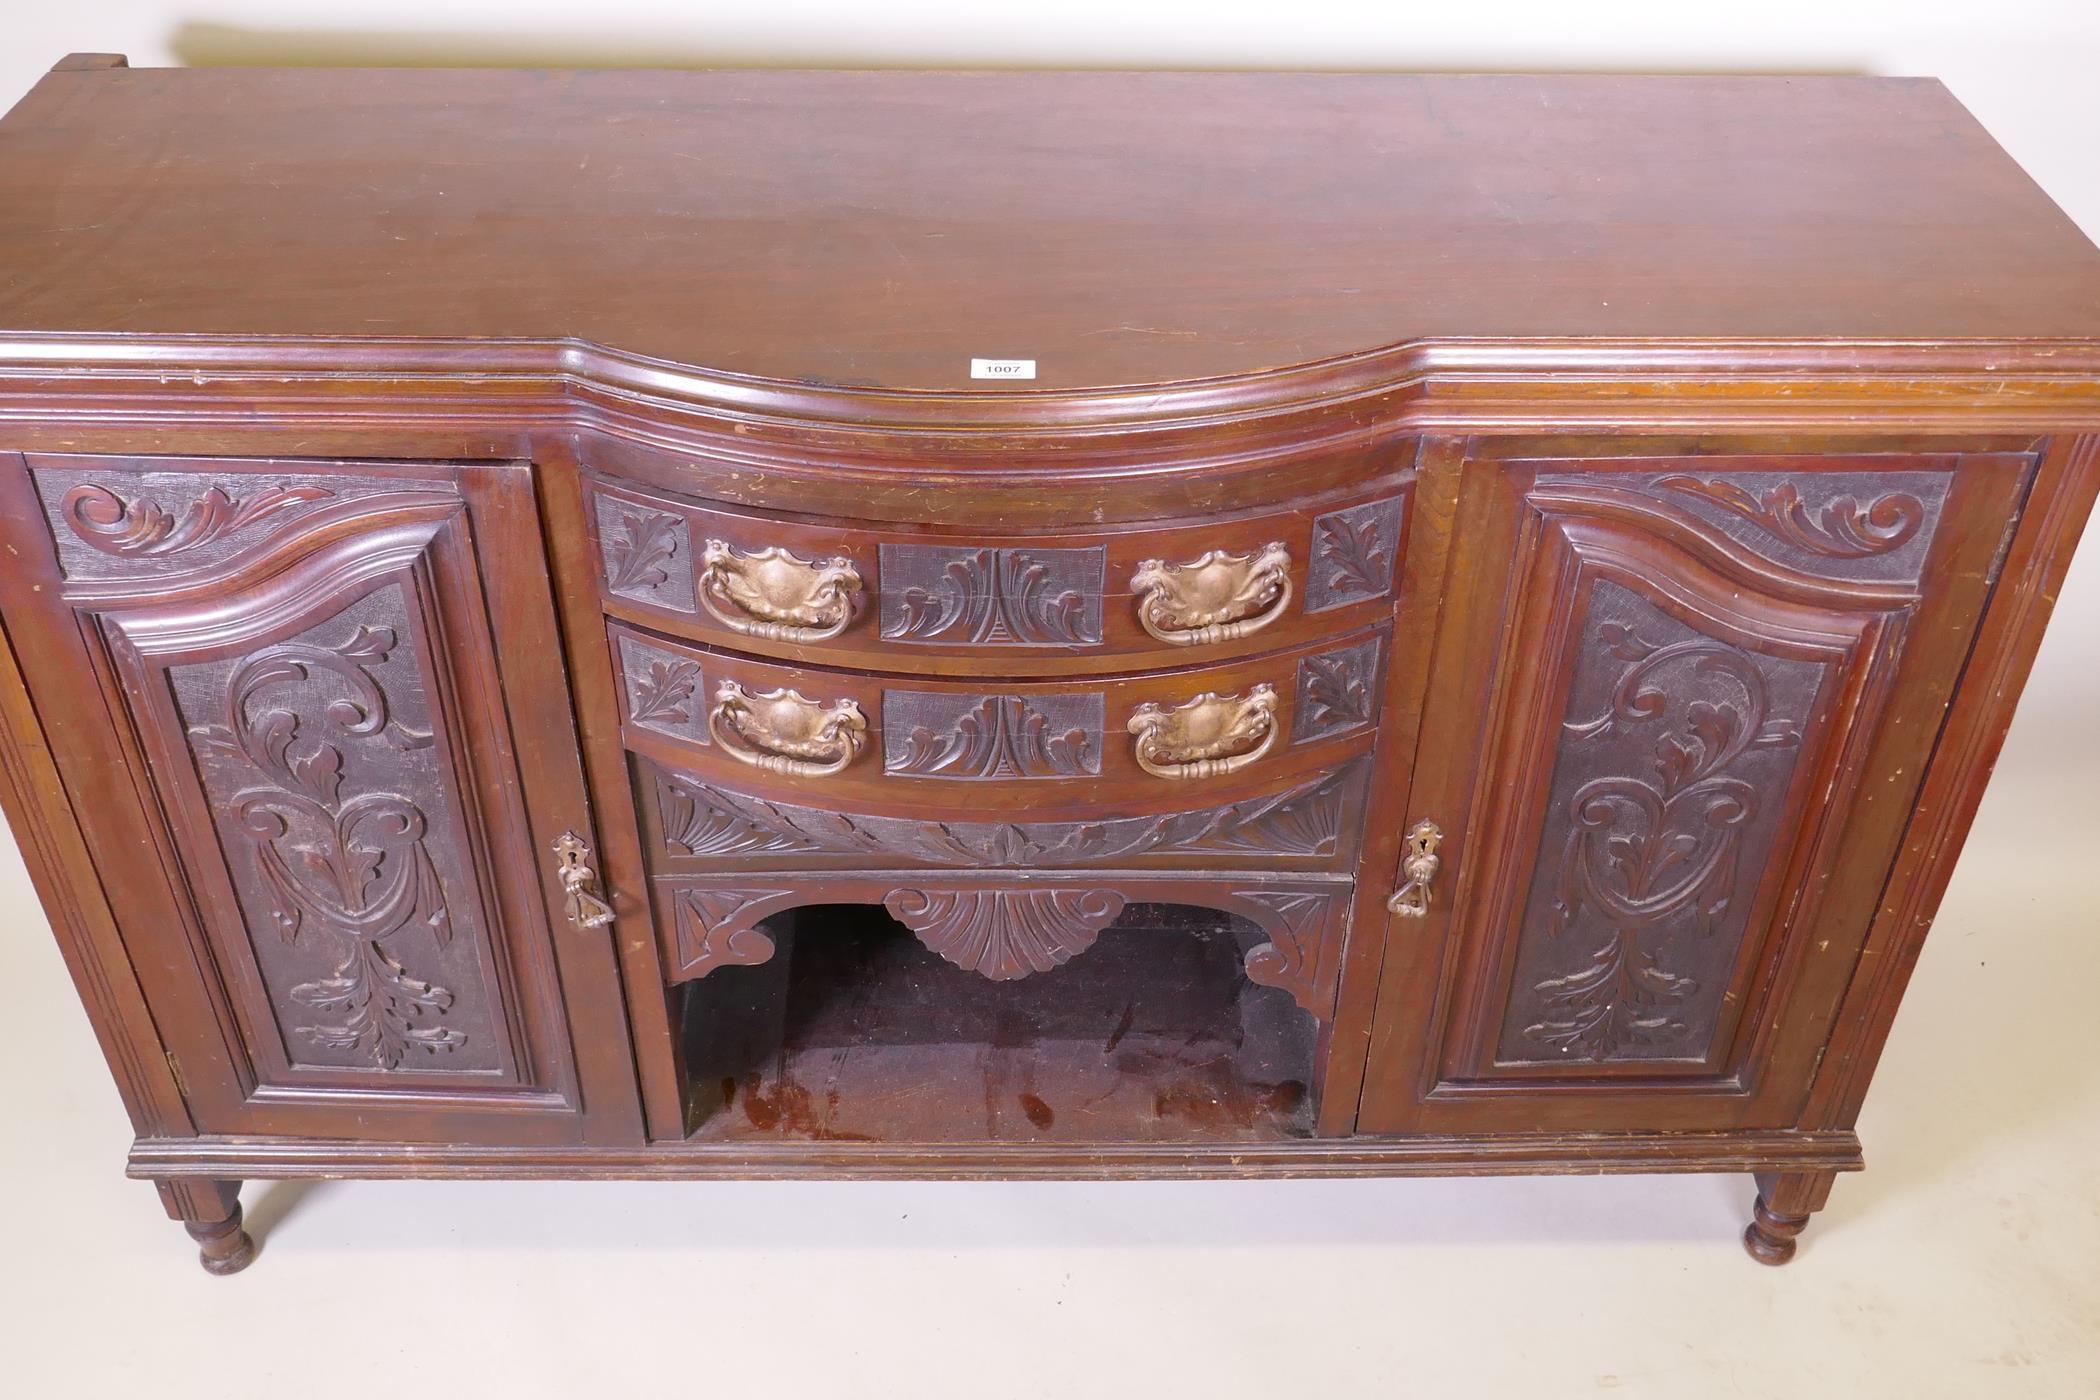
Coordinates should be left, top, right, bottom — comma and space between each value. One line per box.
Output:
584, 472, 1412, 673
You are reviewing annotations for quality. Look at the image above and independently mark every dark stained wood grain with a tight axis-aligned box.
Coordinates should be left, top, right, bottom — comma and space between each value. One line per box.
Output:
4, 68, 2099, 393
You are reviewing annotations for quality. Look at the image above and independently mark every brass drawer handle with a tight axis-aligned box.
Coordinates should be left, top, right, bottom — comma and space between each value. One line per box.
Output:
709, 678, 869, 776
1387, 819, 1444, 917
1132, 542, 1293, 646
699, 538, 864, 642
551, 831, 615, 930
1126, 683, 1279, 779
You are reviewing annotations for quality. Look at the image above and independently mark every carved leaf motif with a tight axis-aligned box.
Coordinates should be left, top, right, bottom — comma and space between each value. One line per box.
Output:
290, 938, 466, 1069
603, 508, 685, 594
185, 610, 465, 1070
1157, 769, 1348, 858
629, 658, 701, 728
650, 761, 1356, 866
1525, 621, 1804, 1060
657, 776, 864, 857
882, 887, 1126, 980
1654, 475, 1926, 558
1233, 889, 1337, 1015
61, 481, 337, 556
1525, 931, 1695, 1056
675, 889, 790, 976
884, 545, 1103, 646
1294, 640, 1380, 741
1314, 513, 1389, 598
890, 695, 1097, 779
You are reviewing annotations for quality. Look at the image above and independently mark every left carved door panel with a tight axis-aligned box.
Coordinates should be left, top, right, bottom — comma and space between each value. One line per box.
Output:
1, 455, 642, 1144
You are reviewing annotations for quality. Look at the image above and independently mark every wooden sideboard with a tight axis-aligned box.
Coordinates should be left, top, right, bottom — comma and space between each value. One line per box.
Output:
2, 57, 2096, 1274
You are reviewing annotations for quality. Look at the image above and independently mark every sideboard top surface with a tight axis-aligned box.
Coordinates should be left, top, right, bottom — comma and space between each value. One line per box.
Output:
2, 63, 2099, 395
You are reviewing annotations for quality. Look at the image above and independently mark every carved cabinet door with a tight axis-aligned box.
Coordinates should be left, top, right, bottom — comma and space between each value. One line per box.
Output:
1357, 447, 2031, 1133
0, 455, 641, 1145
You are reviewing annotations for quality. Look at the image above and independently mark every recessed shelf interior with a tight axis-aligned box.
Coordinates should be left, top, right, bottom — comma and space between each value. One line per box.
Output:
679, 902, 1319, 1144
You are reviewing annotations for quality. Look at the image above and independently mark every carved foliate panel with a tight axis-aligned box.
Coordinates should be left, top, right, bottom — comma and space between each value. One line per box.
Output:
1305, 494, 1405, 612
878, 543, 1105, 645
596, 493, 697, 610
654, 871, 1349, 1015
1539, 469, 1953, 583
30, 464, 401, 582
1292, 638, 1383, 742
168, 583, 511, 1074
882, 690, 1104, 778
672, 888, 794, 978
649, 756, 1364, 867
618, 633, 709, 744
1493, 579, 1828, 1065
1234, 887, 1347, 1017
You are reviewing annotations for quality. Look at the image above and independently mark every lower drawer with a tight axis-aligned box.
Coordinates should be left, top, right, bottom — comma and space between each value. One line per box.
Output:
633, 751, 1371, 875
609, 620, 1387, 813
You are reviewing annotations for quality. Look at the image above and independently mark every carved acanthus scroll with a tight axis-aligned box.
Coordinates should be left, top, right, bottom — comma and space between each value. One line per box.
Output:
880, 544, 1105, 646
1515, 600, 1810, 1061
62, 481, 337, 557
1654, 475, 1925, 558
652, 758, 1360, 866
185, 609, 468, 1070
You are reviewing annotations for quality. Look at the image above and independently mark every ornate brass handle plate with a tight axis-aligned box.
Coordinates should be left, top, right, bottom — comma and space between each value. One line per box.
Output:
1126, 683, 1280, 779
551, 830, 616, 930
709, 678, 869, 776
698, 538, 864, 642
1131, 542, 1293, 646
1387, 819, 1444, 917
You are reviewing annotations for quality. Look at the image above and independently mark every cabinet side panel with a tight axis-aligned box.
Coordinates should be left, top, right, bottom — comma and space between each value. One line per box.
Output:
1808, 432, 2100, 1127
0, 456, 192, 1137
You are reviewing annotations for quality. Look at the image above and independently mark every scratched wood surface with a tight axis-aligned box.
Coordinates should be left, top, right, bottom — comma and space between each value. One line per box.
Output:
681, 904, 1318, 1144
3, 68, 2099, 391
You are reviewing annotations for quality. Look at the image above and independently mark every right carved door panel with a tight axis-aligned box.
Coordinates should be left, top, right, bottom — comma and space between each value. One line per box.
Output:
1358, 449, 2030, 1133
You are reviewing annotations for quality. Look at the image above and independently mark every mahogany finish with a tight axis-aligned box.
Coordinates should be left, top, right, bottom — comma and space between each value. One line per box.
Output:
1, 57, 2096, 1273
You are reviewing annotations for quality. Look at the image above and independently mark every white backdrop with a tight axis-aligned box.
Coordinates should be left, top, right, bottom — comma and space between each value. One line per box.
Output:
3, 7, 2099, 1394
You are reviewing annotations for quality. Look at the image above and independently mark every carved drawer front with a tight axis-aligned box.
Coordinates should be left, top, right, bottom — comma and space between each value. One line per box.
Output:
13, 455, 638, 1143
1357, 448, 2033, 1135
652, 872, 1356, 1020
610, 619, 1386, 810
585, 473, 1411, 673
636, 752, 1371, 874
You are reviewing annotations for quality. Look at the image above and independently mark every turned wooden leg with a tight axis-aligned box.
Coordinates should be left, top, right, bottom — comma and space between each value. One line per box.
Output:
1742, 1170, 1836, 1266
155, 1178, 257, 1276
